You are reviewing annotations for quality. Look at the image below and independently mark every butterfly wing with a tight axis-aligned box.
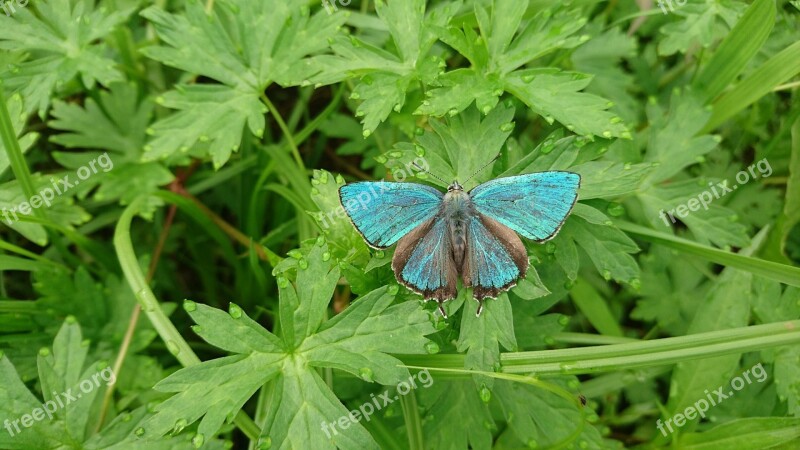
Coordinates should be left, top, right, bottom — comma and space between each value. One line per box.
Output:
391, 217, 458, 303
469, 172, 580, 242
462, 213, 529, 300
339, 182, 443, 249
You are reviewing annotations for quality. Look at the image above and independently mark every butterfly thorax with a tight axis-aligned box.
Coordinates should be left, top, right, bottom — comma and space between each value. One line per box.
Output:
443, 187, 471, 271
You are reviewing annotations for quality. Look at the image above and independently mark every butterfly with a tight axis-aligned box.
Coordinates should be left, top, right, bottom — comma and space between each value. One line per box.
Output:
339, 170, 580, 317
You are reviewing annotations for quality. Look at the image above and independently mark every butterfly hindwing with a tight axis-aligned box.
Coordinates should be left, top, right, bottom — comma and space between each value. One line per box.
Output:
462, 213, 529, 299
469, 171, 580, 242
391, 217, 458, 301
339, 182, 443, 249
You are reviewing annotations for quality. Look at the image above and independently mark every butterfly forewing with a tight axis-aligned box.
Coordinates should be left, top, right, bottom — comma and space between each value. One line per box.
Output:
470, 172, 580, 242
339, 182, 443, 248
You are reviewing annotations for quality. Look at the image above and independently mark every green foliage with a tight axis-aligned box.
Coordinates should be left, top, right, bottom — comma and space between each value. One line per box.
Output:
1, 0, 800, 449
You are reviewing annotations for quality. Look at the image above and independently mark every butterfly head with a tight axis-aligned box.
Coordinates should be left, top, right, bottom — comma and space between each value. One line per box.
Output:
447, 181, 464, 192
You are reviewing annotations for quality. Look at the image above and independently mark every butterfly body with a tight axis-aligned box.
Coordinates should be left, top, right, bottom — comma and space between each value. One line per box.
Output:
339, 171, 580, 316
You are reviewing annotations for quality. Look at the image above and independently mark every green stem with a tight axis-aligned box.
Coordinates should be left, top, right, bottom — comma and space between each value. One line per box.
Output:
615, 220, 800, 287
401, 320, 800, 375
113, 197, 261, 440
399, 392, 424, 450
261, 92, 305, 171
0, 84, 38, 206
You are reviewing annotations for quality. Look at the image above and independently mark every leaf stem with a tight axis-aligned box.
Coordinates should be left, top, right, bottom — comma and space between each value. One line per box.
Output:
113, 197, 261, 440
261, 91, 305, 171
401, 321, 800, 375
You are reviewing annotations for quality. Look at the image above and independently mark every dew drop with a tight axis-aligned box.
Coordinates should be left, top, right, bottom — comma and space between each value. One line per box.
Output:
258, 437, 272, 449
527, 439, 538, 448
277, 277, 289, 288
499, 122, 515, 132
563, 279, 575, 290
388, 284, 399, 295
558, 315, 570, 326
522, 74, 535, 83
602, 270, 612, 281
166, 340, 180, 356
316, 235, 326, 246
544, 336, 555, 345
173, 418, 188, 434
298, 259, 309, 269
415, 145, 426, 156
448, 108, 459, 117
183, 300, 197, 312
606, 202, 625, 217
39, 347, 50, 356
191, 325, 202, 334
479, 385, 491, 403
389, 151, 402, 159
229, 304, 243, 319
192, 433, 205, 448
375, 250, 385, 259
374, 155, 388, 164
135, 427, 145, 437
335, 174, 345, 184
322, 252, 331, 262
602, 131, 612, 138
425, 341, 440, 354
482, 105, 492, 114
359, 367, 374, 382
362, 129, 372, 138
288, 249, 303, 260
136, 289, 156, 312
146, 127, 155, 136
629, 278, 641, 290
545, 242, 556, 254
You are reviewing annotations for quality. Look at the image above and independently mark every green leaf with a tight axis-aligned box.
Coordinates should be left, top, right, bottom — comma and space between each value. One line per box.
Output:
456, 292, 516, 388
692, 0, 775, 102
0, 318, 114, 449
143, 242, 437, 449
657, 0, 746, 57
505, 69, 629, 139
312, 0, 461, 134
704, 41, 800, 132
412, 103, 515, 188
0, 93, 37, 176
560, 205, 640, 285
140, 0, 346, 167
419, 380, 494, 450
0, 0, 134, 115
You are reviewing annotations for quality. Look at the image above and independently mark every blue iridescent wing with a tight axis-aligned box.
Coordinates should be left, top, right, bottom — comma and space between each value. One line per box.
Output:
339, 181, 443, 249
462, 213, 529, 301
469, 172, 580, 242
391, 217, 458, 303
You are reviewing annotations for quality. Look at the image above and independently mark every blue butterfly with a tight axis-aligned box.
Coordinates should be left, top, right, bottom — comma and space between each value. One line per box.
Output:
339, 171, 580, 316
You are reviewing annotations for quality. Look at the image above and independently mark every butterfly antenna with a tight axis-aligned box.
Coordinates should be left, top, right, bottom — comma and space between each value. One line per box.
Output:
411, 161, 449, 185
463, 153, 502, 185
